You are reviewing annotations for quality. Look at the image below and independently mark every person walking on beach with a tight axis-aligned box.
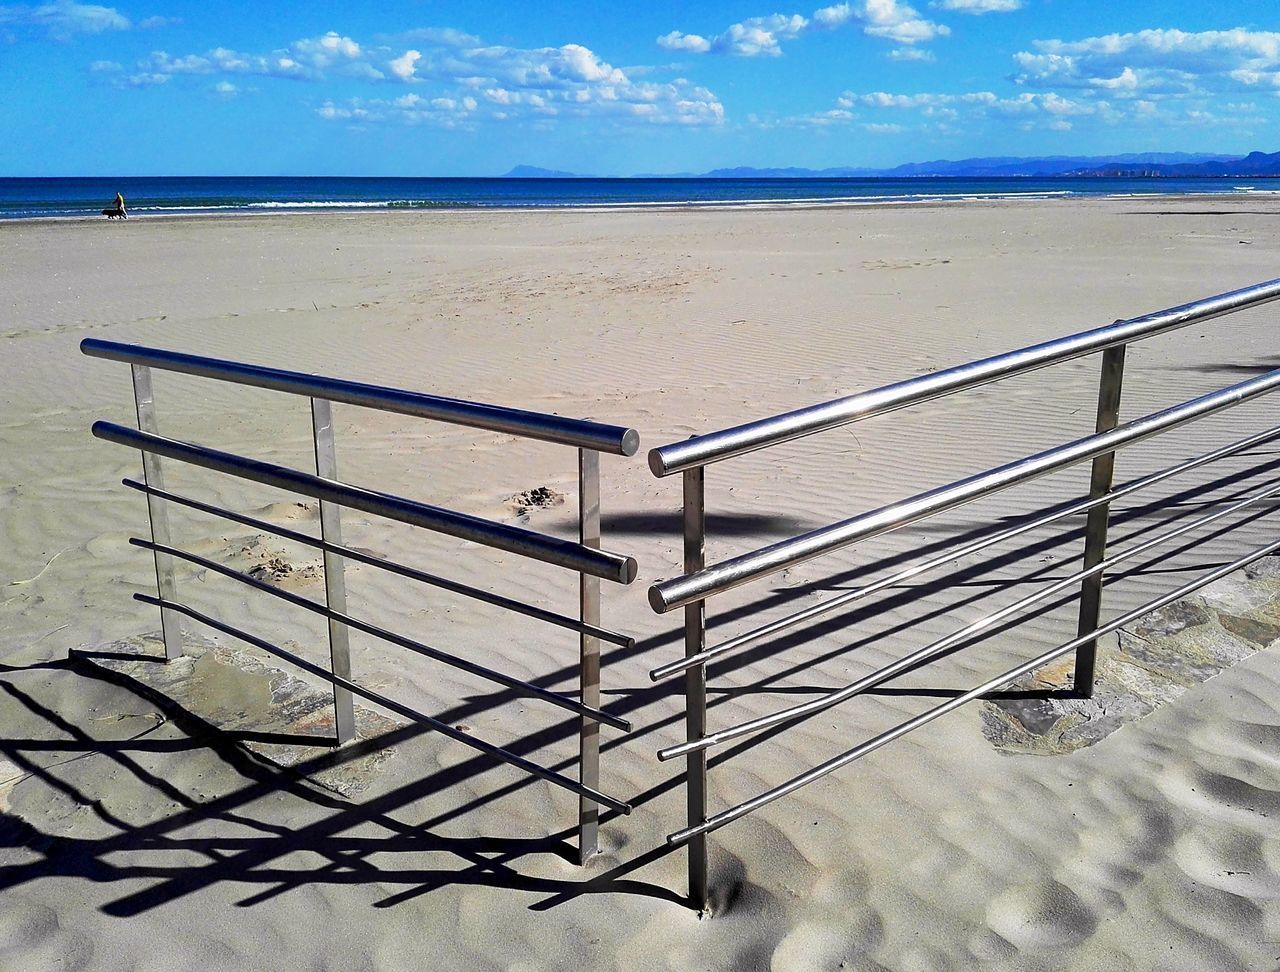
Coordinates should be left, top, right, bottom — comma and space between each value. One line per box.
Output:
113, 191, 126, 217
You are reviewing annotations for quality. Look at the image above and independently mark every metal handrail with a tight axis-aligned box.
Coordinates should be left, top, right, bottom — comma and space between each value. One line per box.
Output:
650, 365, 1280, 612
649, 423, 1280, 681
87, 342, 642, 865
650, 278, 1280, 912
94, 422, 637, 584
134, 593, 632, 815
648, 277, 1280, 476
658, 474, 1280, 761
667, 533, 1280, 844
82, 339, 640, 456
122, 478, 635, 648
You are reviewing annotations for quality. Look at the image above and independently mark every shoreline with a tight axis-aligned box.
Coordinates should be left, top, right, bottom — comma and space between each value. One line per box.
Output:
2, 187, 1276, 225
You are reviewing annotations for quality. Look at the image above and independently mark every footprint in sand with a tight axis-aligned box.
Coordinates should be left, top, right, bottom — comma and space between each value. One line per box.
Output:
861, 258, 953, 271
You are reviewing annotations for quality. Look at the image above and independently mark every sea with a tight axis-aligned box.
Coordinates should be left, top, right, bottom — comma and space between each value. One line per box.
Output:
2, 175, 1278, 220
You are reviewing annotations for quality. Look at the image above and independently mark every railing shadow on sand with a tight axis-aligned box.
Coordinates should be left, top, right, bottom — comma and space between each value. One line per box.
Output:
3, 280, 1278, 919
79, 338, 643, 866
644, 277, 1280, 913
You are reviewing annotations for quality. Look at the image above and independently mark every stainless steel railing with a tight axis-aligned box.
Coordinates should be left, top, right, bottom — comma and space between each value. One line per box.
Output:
646, 278, 1280, 911
648, 278, 1280, 477
84, 338, 640, 862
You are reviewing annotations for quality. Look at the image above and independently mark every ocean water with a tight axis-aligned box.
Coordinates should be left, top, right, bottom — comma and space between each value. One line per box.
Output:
2, 175, 1278, 220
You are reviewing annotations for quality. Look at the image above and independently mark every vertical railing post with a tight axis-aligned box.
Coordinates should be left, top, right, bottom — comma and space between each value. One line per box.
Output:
577, 448, 602, 864
1075, 344, 1126, 697
684, 465, 710, 912
131, 364, 183, 661
311, 397, 356, 745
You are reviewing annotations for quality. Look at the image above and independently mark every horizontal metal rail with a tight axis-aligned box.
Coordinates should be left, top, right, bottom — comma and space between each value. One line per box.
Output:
650, 366, 1280, 613
659, 474, 1280, 760
133, 592, 632, 815
130, 537, 631, 732
122, 478, 634, 649
649, 278, 1280, 476
82, 339, 639, 456
666, 532, 1280, 844
93, 422, 637, 585
649, 423, 1280, 681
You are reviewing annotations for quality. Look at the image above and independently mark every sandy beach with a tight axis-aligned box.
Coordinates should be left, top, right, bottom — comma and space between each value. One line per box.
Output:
3, 195, 1280, 970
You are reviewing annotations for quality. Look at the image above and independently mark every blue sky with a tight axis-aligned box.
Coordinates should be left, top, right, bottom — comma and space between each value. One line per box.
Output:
1, 0, 1277, 175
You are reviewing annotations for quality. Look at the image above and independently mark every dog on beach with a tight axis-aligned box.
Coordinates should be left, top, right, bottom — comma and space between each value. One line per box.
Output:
102, 208, 127, 219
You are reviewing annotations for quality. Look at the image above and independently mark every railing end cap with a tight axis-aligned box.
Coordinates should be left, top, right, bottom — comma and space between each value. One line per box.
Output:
81, 337, 124, 357
618, 556, 639, 586
647, 584, 673, 614
647, 448, 672, 477
620, 428, 641, 457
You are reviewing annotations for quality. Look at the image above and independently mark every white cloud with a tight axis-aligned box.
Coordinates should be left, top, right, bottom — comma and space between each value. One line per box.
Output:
827, 78, 1260, 133
888, 46, 934, 62
814, 1, 948, 45
1037, 28, 1280, 63
662, 0, 946, 57
1038, 92, 1092, 115
723, 16, 809, 55
930, 0, 1021, 12
858, 90, 944, 107
293, 31, 362, 65
1090, 66, 1140, 92
1014, 28, 1280, 98
317, 101, 371, 121
658, 13, 808, 57
320, 73, 721, 129
556, 42, 629, 81
840, 87, 1102, 125
388, 49, 420, 80
94, 23, 727, 128
660, 14, 808, 57
392, 27, 480, 47
125, 32, 369, 85
134, 48, 298, 81
447, 42, 630, 89
122, 72, 166, 86
0, 0, 130, 38
810, 3, 850, 26
860, 0, 948, 43
657, 30, 711, 53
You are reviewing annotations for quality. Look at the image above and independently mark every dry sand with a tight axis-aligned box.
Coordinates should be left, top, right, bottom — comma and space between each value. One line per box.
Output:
2, 196, 1280, 970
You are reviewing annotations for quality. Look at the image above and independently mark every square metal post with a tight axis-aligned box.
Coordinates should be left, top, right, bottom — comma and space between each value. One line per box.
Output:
683, 466, 710, 912
311, 397, 356, 745
131, 364, 183, 660
1074, 345, 1126, 697
578, 448, 602, 864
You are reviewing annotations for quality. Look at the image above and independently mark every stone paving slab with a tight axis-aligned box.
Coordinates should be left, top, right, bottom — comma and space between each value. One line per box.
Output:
981, 555, 1280, 755
75, 632, 403, 797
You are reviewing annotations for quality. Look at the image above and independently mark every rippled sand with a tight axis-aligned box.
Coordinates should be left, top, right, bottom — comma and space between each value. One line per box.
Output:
2, 197, 1280, 969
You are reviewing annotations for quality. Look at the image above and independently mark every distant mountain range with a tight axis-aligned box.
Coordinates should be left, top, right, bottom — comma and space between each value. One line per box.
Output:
503, 165, 582, 178
504, 151, 1280, 179
1065, 150, 1280, 177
